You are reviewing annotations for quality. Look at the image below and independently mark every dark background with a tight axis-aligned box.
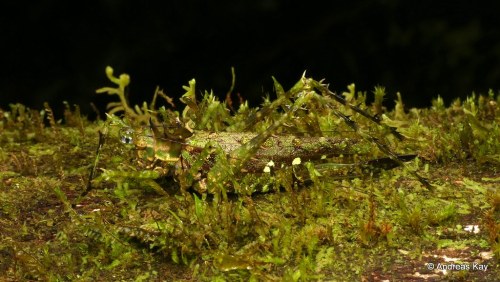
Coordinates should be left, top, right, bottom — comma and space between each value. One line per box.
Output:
1, 0, 499, 119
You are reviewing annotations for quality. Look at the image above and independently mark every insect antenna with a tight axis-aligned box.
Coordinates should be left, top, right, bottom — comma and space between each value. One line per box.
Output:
78, 127, 108, 202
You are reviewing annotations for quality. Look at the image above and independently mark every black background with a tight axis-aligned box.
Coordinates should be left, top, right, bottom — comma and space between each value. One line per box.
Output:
1, 0, 499, 119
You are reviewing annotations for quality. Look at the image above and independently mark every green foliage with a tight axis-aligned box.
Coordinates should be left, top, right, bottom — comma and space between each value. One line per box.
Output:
0, 67, 499, 280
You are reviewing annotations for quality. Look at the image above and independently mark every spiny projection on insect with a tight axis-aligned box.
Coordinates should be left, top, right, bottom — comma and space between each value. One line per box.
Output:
81, 66, 432, 199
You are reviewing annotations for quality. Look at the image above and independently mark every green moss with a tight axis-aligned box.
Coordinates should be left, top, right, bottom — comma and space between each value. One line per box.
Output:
0, 67, 498, 280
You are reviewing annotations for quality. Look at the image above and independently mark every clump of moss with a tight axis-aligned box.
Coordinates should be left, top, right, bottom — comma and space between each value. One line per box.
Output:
0, 67, 498, 280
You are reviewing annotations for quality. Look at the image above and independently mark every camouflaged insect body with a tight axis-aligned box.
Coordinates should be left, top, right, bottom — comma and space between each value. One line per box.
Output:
90, 67, 431, 196
131, 128, 368, 194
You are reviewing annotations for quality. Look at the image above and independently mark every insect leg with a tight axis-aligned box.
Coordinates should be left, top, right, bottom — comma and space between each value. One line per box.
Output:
327, 101, 433, 190
312, 81, 405, 141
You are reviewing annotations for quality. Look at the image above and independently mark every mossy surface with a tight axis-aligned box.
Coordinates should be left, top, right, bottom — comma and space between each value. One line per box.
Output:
0, 70, 499, 281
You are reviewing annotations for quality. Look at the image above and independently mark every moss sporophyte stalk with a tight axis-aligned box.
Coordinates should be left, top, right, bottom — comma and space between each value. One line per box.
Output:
1, 66, 498, 280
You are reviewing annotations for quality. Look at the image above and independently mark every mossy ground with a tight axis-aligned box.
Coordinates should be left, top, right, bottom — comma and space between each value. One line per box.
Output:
1, 84, 499, 281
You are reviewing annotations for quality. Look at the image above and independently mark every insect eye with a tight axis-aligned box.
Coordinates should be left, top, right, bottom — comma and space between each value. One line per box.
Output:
120, 128, 134, 144
121, 135, 133, 144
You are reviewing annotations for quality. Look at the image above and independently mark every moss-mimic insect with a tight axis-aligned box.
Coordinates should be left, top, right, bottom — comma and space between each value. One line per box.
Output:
81, 67, 432, 199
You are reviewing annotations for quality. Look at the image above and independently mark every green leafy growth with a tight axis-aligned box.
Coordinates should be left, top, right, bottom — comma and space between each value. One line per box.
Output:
0, 67, 499, 281
96, 66, 133, 117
